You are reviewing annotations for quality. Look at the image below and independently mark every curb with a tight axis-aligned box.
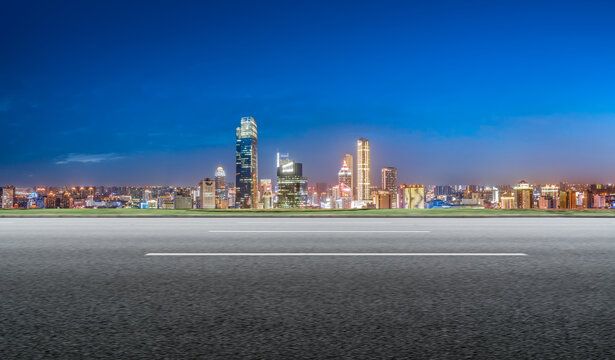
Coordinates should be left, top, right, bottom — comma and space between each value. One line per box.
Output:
1, 214, 615, 218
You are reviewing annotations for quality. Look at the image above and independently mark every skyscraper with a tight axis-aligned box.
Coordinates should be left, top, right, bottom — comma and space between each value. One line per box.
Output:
343, 154, 354, 199
356, 138, 371, 205
338, 159, 352, 198
381, 167, 397, 208
277, 152, 291, 168
402, 185, 425, 209
235, 117, 258, 208
276, 157, 307, 208
514, 180, 534, 209
540, 184, 559, 209
2, 186, 14, 209
259, 179, 273, 197
214, 166, 228, 209
500, 192, 515, 209
174, 187, 193, 209
199, 178, 216, 209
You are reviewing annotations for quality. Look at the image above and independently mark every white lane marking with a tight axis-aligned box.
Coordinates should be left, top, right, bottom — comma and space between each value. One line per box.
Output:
208, 230, 430, 233
146, 253, 528, 256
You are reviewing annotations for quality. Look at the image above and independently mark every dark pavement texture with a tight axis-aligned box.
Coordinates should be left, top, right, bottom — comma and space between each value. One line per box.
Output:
1, 218, 614, 359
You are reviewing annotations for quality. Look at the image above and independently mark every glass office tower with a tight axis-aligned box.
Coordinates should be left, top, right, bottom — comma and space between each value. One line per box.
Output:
235, 117, 258, 208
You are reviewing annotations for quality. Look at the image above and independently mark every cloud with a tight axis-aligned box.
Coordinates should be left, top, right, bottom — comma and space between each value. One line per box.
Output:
55, 153, 124, 165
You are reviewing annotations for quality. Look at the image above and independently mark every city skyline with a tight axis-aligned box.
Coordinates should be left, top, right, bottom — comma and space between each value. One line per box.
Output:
2, 1, 615, 186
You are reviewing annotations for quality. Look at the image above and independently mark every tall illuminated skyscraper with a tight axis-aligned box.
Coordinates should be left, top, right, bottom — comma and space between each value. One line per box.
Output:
235, 117, 258, 208
356, 138, 371, 204
214, 166, 228, 209
338, 159, 352, 198
381, 167, 397, 208
343, 154, 354, 199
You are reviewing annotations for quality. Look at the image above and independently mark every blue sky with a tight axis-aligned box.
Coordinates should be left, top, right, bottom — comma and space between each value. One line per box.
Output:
2, 0, 615, 186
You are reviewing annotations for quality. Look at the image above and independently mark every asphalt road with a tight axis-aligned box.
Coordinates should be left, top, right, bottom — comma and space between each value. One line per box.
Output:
1, 218, 614, 359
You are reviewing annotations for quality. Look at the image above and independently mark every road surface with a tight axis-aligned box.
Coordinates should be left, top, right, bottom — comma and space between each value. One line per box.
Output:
1, 217, 614, 359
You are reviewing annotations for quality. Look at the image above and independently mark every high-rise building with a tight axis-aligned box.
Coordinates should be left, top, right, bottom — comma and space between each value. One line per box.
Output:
559, 190, 576, 209
314, 182, 328, 207
262, 191, 274, 209
373, 190, 393, 209
594, 194, 606, 208
276, 157, 307, 208
402, 185, 425, 209
381, 167, 397, 208
514, 180, 534, 209
143, 189, 152, 202
174, 187, 193, 209
199, 178, 216, 209
435, 185, 453, 197
2, 186, 14, 209
343, 154, 354, 199
227, 185, 236, 208
338, 159, 352, 198
540, 184, 559, 209
214, 166, 228, 209
45, 191, 73, 209
500, 193, 515, 209
277, 152, 291, 168
258, 179, 273, 206
356, 138, 371, 205
259, 179, 273, 195
235, 116, 258, 208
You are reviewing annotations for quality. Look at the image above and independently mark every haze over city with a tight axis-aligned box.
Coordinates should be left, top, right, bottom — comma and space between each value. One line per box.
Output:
2, 0, 615, 186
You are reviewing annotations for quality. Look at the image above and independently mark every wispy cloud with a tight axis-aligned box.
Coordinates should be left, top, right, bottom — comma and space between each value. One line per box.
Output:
55, 153, 124, 165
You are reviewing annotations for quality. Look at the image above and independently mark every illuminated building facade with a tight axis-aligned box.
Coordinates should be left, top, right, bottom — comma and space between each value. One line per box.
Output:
356, 138, 371, 205
276, 159, 307, 208
402, 185, 425, 209
559, 189, 576, 209
314, 182, 328, 207
539, 184, 559, 209
500, 193, 515, 209
343, 154, 354, 199
373, 190, 392, 209
262, 191, 274, 209
338, 159, 352, 198
277, 152, 291, 168
227, 186, 236, 208
259, 179, 273, 197
594, 194, 606, 208
43, 190, 73, 209
514, 180, 534, 209
215, 166, 227, 209
2, 186, 14, 209
159, 195, 174, 209
235, 117, 258, 208
199, 178, 216, 209
381, 167, 397, 208
174, 187, 193, 209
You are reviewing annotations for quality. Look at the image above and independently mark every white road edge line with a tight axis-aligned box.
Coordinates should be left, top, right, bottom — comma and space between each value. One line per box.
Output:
208, 230, 430, 233
145, 253, 528, 256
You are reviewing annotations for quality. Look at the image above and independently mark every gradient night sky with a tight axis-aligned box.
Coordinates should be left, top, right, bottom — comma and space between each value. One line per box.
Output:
2, 0, 615, 186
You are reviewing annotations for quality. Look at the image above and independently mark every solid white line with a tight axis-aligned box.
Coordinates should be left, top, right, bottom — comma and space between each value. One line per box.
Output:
208, 230, 430, 233
145, 253, 528, 256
